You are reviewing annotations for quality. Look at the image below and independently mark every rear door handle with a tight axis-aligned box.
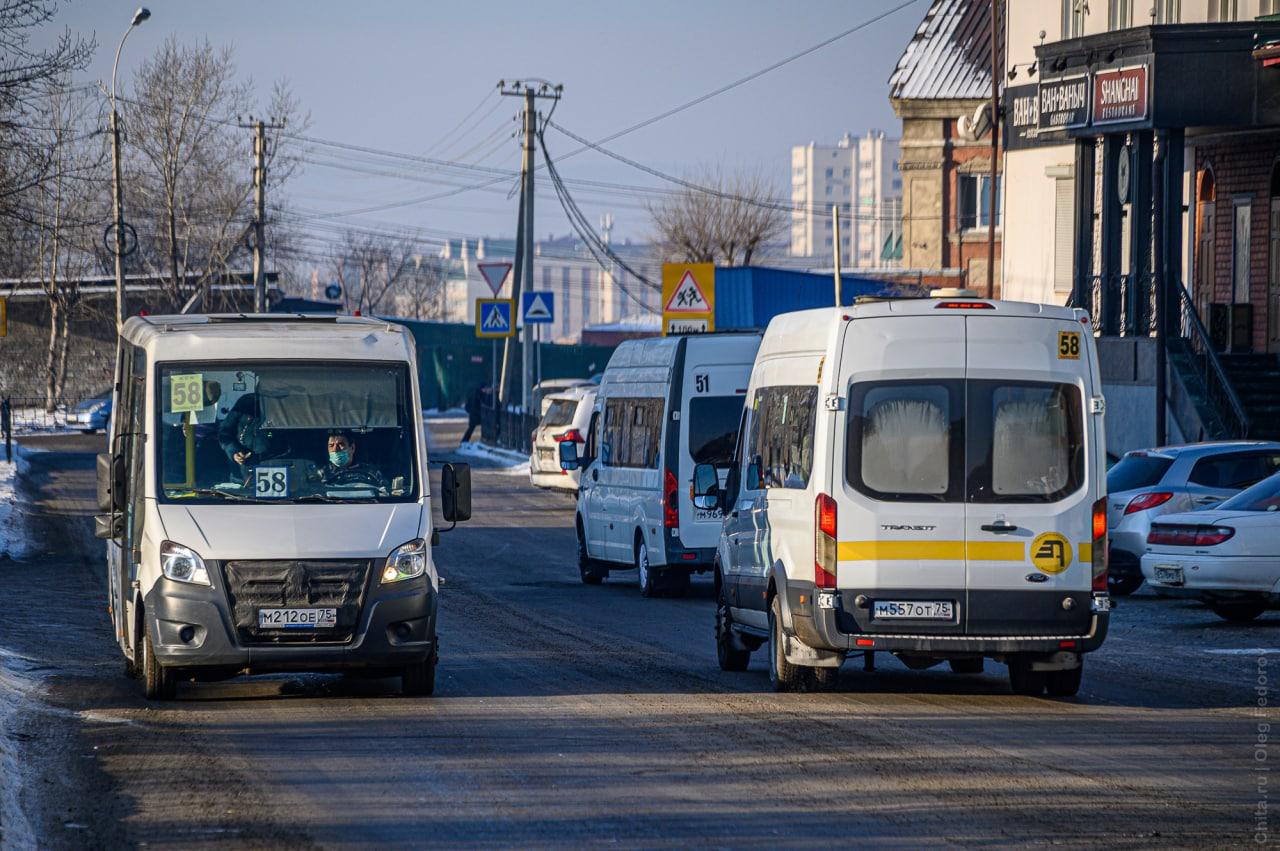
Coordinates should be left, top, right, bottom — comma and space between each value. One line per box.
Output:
1194, 495, 1222, 504
981, 521, 1019, 534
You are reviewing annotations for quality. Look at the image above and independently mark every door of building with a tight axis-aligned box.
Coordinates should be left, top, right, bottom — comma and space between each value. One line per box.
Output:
1269, 180, 1280, 352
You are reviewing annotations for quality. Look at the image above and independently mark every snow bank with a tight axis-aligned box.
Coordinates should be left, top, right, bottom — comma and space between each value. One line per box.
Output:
453, 441, 530, 475
0, 451, 36, 847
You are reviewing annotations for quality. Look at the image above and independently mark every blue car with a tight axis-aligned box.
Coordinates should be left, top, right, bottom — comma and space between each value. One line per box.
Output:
68, 390, 112, 432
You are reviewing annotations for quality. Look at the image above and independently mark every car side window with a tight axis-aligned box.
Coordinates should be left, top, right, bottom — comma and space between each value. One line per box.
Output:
1189, 452, 1280, 489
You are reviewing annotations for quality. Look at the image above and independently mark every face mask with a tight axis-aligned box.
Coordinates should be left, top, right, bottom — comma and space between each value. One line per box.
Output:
329, 449, 351, 467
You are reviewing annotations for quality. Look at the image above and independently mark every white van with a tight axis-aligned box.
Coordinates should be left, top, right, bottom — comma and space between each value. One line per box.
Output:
529, 385, 597, 492
692, 299, 1110, 696
560, 332, 763, 597
95, 315, 472, 700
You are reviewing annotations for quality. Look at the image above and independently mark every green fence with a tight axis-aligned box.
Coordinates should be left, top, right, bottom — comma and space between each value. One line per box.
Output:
394, 319, 615, 411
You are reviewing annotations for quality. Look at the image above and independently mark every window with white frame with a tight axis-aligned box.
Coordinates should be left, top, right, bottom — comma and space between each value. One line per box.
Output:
1263, 0, 1280, 15
958, 174, 1002, 229
1109, 0, 1132, 29
1208, 0, 1238, 21
1061, 0, 1086, 37
1155, 0, 1180, 22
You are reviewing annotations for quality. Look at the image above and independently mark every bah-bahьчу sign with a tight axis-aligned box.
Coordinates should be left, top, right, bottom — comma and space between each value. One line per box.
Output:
1038, 74, 1090, 131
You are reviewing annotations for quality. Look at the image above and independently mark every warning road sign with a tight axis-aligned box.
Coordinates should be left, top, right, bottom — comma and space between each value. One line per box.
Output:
662, 263, 714, 336
522, 291, 554, 324
477, 262, 512, 297
475, 298, 514, 338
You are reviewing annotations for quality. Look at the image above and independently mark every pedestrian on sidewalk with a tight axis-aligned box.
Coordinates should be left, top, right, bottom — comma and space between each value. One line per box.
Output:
462, 383, 491, 444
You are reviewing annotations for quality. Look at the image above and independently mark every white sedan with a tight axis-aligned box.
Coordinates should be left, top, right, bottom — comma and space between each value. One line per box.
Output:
1141, 472, 1280, 622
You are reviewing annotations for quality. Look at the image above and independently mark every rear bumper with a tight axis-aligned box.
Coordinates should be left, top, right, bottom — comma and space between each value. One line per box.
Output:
144, 576, 437, 672
529, 468, 578, 490
1141, 552, 1280, 595
662, 540, 716, 572
786, 584, 1110, 656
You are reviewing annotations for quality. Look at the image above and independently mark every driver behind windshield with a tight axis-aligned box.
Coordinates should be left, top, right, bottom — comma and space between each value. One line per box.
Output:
322, 431, 387, 492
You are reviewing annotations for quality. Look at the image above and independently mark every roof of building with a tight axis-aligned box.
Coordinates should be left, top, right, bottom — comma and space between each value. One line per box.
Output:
888, 0, 997, 102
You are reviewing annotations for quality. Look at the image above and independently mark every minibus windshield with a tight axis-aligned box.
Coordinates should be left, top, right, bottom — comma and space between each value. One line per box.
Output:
156, 361, 418, 504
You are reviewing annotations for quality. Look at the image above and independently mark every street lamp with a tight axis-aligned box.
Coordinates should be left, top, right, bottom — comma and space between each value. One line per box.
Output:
110, 7, 149, 331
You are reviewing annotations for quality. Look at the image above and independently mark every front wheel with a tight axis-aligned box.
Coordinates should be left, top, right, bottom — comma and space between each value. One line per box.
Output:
1211, 600, 1268, 622
577, 523, 604, 585
1108, 571, 1144, 596
402, 646, 437, 697
141, 630, 176, 701
768, 596, 809, 693
715, 590, 751, 672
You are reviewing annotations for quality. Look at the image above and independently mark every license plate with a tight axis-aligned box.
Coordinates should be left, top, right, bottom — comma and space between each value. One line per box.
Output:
257, 608, 337, 629
693, 508, 722, 522
1154, 565, 1185, 586
872, 600, 955, 621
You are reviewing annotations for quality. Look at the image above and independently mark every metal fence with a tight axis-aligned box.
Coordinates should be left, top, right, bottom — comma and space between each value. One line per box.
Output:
0, 396, 74, 433
478, 404, 539, 454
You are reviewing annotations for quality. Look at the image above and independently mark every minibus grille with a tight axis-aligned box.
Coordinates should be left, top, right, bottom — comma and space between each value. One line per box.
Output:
221, 559, 372, 645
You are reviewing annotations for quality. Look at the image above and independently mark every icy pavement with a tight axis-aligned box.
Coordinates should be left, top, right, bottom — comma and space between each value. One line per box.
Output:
0, 452, 37, 848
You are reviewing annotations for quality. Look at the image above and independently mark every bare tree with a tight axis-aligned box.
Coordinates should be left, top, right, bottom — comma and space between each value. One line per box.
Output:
392, 254, 447, 320
648, 168, 787, 267
328, 230, 420, 316
0, 0, 95, 225
122, 38, 305, 310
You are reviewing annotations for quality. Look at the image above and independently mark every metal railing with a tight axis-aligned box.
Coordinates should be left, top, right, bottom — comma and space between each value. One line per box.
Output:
1172, 281, 1250, 439
0, 397, 74, 433
479, 403, 538, 455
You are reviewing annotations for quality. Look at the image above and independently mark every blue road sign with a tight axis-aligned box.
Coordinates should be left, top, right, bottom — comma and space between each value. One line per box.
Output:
522, 291, 555, 324
476, 298, 514, 338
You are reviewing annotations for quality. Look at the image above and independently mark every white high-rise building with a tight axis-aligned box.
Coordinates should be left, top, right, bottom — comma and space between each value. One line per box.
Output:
789, 130, 903, 266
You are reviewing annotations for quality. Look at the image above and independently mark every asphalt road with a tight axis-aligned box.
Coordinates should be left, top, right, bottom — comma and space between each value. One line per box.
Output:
0, 424, 1275, 848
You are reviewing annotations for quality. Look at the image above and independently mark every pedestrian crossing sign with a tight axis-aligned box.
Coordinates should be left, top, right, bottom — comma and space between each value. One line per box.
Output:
476, 298, 514, 338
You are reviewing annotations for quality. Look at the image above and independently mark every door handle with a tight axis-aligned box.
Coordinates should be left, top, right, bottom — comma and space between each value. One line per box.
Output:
1193, 495, 1221, 505
591, 469, 599, 481
981, 521, 1019, 534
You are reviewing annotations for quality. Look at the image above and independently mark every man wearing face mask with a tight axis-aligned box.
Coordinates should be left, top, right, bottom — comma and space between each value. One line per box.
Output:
321, 431, 387, 492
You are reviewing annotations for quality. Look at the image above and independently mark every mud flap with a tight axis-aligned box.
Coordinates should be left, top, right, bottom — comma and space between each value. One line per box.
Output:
782, 630, 843, 668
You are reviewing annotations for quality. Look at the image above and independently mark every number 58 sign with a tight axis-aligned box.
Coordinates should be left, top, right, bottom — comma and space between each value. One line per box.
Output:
170, 373, 204, 413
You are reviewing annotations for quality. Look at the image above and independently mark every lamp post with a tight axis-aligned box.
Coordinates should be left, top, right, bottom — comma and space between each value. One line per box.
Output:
110, 7, 150, 331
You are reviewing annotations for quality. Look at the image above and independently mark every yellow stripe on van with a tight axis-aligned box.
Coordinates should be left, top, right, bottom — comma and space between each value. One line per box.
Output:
966, 541, 1026, 561
837, 540, 1091, 563
1078, 542, 1092, 563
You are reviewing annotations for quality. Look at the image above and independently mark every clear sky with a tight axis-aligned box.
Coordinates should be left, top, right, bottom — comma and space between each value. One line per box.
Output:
42, 0, 927, 251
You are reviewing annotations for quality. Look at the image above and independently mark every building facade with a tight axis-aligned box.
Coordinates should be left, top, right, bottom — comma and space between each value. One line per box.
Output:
789, 131, 903, 267
889, 0, 1003, 294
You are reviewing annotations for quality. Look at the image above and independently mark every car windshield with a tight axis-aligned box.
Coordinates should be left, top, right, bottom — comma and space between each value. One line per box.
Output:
540, 398, 578, 428
1107, 453, 1174, 493
156, 361, 418, 504
1215, 473, 1280, 512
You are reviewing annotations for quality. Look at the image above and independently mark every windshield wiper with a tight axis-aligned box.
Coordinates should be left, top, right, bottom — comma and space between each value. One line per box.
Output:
292, 493, 378, 503
165, 487, 263, 502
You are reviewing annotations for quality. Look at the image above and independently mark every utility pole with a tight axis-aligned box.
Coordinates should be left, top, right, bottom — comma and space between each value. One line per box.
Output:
832, 204, 843, 306
109, 7, 151, 331
241, 118, 284, 313
497, 80, 561, 413
986, 0, 1000, 299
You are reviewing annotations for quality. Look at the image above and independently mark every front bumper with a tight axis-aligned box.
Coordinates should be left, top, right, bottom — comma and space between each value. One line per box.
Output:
785, 584, 1110, 656
1141, 551, 1280, 595
145, 575, 438, 673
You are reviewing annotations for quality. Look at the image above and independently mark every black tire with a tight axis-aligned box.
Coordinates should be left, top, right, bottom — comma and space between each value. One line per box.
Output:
577, 523, 604, 585
949, 657, 984, 675
1008, 656, 1046, 697
1108, 571, 1144, 596
664, 568, 691, 599
636, 539, 659, 598
402, 645, 438, 697
124, 652, 138, 679
768, 596, 809, 693
141, 629, 176, 701
1210, 600, 1268, 622
811, 666, 841, 692
715, 585, 751, 672
1045, 663, 1083, 697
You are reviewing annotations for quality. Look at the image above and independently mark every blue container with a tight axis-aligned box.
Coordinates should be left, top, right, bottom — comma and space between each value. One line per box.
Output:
713, 267, 927, 331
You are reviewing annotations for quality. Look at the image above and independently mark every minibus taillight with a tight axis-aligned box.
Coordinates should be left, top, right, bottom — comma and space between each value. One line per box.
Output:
1091, 497, 1108, 593
815, 493, 837, 590
554, 428, 583, 444
934, 301, 994, 309
664, 469, 679, 529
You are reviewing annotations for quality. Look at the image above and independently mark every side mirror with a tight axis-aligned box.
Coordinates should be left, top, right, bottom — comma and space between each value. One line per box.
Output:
558, 440, 579, 471
94, 513, 123, 540
691, 462, 720, 510
440, 462, 472, 523
97, 452, 125, 512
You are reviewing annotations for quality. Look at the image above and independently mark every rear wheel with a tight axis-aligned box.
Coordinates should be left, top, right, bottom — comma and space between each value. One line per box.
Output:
715, 584, 751, 672
664, 568, 691, 598
768, 596, 809, 693
636, 540, 658, 598
141, 630, 176, 701
1045, 662, 1083, 697
577, 523, 604, 585
1210, 600, 1268, 622
1007, 656, 1046, 697
402, 645, 437, 697
949, 657, 984, 675
811, 666, 840, 692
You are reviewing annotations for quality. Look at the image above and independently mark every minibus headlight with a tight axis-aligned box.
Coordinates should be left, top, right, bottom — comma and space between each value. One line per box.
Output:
160, 541, 211, 586
382, 538, 427, 584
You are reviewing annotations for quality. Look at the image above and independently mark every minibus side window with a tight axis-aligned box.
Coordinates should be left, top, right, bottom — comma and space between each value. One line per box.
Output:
752, 386, 818, 490
602, 398, 663, 469
846, 381, 964, 502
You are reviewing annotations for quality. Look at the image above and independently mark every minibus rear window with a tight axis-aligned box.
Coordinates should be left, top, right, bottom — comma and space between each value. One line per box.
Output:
847, 381, 963, 502
966, 382, 1083, 503
688, 396, 745, 467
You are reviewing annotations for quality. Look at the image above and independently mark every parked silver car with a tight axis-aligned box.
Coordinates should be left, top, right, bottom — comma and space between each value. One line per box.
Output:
67, 390, 112, 433
1107, 441, 1280, 595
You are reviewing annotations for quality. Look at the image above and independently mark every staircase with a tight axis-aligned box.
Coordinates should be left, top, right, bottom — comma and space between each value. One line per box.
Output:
1220, 354, 1280, 441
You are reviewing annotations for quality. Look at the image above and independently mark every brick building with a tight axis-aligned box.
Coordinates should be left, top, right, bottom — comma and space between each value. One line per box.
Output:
889, 0, 1003, 295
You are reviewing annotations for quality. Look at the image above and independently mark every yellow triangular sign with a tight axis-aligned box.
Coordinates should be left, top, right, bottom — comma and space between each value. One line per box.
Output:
664, 269, 711, 313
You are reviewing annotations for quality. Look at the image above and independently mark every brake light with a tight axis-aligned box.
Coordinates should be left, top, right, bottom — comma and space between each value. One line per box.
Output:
934, 301, 995, 309
1092, 497, 1108, 592
1148, 524, 1235, 547
1124, 492, 1172, 514
554, 428, 583, 443
663, 469, 679, 529
815, 493, 837, 589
